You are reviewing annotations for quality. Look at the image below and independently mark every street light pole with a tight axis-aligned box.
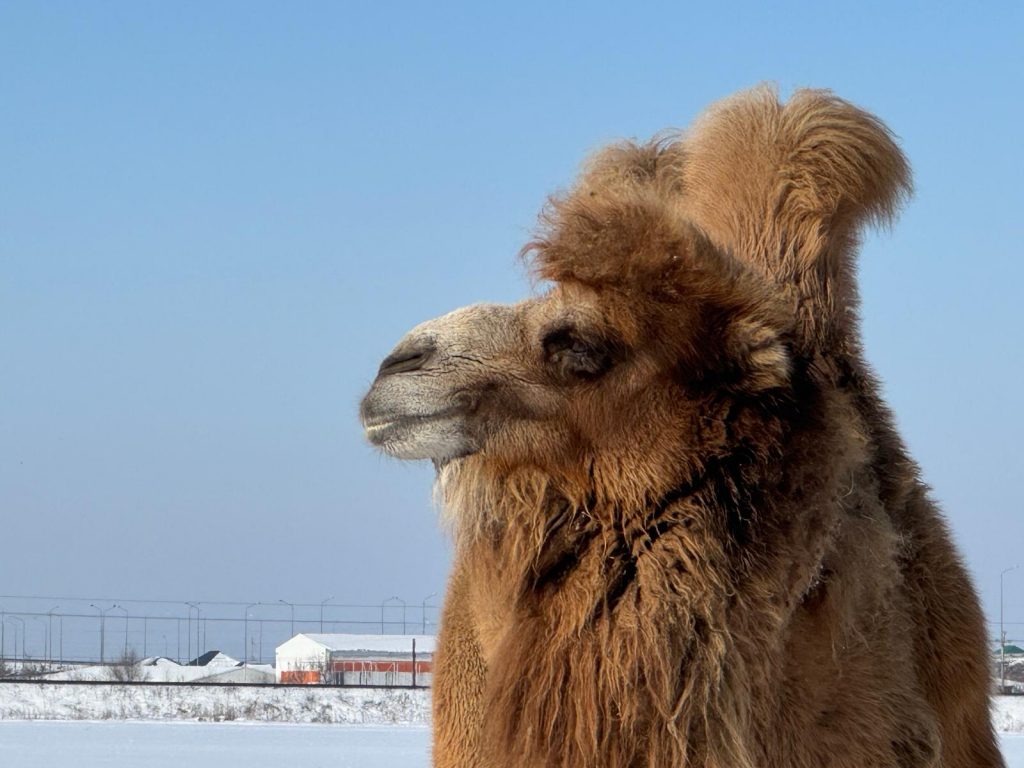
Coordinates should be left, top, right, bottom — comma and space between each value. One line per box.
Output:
278, 600, 295, 637
28, 617, 46, 661
185, 602, 200, 665
243, 602, 260, 680
320, 596, 334, 633
421, 593, 437, 634
113, 605, 129, 657
46, 606, 59, 667
1001, 565, 1019, 692
199, 609, 206, 658
381, 596, 405, 635
90, 604, 111, 664
6, 617, 24, 663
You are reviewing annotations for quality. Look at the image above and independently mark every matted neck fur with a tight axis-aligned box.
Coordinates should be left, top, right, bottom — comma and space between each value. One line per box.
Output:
359, 86, 1002, 768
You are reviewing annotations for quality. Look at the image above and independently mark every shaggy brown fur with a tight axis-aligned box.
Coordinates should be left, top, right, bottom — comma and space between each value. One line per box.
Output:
361, 87, 1002, 767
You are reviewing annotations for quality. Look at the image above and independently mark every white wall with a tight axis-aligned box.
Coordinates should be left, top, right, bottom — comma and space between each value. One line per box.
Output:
274, 635, 330, 682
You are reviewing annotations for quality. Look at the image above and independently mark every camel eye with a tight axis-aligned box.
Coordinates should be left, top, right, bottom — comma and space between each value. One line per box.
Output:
542, 327, 613, 380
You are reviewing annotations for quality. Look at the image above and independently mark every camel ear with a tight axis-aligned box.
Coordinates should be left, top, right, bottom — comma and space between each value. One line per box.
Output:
680, 86, 911, 340
722, 314, 793, 393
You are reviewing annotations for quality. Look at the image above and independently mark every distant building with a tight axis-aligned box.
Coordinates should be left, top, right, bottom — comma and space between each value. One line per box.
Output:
183, 651, 242, 669
43, 651, 275, 684
274, 633, 434, 686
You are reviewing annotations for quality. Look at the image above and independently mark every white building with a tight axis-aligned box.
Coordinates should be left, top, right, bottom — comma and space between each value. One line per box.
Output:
274, 633, 435, 686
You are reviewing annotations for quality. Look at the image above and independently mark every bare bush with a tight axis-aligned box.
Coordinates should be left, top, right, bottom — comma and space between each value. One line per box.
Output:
106, 648, 145, 682
15, 662, 45, 680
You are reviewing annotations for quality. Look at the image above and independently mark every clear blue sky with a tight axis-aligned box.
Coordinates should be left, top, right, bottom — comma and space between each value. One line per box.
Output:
2, 2, 1022, 638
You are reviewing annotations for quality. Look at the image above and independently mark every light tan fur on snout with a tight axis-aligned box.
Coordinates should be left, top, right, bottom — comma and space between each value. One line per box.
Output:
360, 86, 1002, 768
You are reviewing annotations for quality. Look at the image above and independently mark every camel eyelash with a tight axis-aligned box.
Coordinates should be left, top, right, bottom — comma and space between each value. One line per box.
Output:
541, 326, 587, 356
541, 326, 615, 379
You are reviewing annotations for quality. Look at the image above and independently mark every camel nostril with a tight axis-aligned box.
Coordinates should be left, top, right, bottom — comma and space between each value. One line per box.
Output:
378, 339, 436, 377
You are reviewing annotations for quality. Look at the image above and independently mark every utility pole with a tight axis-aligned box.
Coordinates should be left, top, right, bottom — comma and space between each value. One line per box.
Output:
1001, 565, 1019, 692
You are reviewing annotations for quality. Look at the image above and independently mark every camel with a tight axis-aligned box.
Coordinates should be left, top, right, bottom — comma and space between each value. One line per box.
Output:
360, 87, 1003, 768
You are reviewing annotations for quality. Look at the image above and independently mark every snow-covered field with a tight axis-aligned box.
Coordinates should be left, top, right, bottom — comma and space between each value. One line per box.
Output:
0, 721, 431, 768
1, 686, 1022, 765
0, 682, 429, 724
3, 683, 1023, 731
995, 695, 1024, 732
1005, 735, 1024, 768
0, 721, 1020, 767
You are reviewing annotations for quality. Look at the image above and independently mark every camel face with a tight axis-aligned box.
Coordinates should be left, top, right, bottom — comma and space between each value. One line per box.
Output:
360, 302, 520, 461
362, 211, 792, 499
359, 287, 660, 468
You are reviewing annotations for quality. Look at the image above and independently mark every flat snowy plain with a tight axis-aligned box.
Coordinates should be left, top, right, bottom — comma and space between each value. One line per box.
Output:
0, 721, 1021, 767
0, 721, 431, 767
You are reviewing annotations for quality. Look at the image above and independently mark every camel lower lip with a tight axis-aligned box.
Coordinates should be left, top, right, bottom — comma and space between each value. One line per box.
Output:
363, 409, 462, 448
365, 420, 400, 444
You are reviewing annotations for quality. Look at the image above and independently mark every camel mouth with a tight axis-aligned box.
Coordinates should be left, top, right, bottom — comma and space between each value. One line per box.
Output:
361, 408, 476, 461
362, 413, 420, 445
362, 408, 458, 435
363, 417, 401, 442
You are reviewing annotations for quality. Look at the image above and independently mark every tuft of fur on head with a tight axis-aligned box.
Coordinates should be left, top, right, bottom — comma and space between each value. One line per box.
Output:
679, 85, 912, 348
524, 178, 795, 398
528, 184, 711, 292
524, 86, 913, 353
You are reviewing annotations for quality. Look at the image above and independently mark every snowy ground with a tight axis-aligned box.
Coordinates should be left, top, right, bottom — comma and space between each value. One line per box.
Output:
0, 721, 1020, 767
1005, 735, 1024, 768
1, 686, 1022, 765
2, 683, 1022, 731
0, 682, 429, 723
0, 721, 431, 768
995, 695, 1024, 732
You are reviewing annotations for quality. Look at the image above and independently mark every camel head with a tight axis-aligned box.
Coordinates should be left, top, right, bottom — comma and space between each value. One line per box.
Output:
361, 178, 794, 503
361, 84, 910, 508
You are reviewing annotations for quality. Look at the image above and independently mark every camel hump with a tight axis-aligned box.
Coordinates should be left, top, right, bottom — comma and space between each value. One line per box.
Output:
680, 84, 912, 304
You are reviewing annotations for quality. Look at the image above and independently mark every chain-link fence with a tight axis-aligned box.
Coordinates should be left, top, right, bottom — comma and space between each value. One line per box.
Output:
0, 595, 438, 668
